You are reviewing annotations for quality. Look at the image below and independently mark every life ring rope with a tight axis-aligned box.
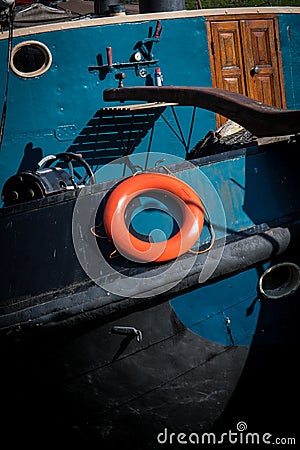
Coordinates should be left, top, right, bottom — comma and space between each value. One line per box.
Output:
90, 221, 107, 239
188, 206, 215, 254
93, 214, 215, 259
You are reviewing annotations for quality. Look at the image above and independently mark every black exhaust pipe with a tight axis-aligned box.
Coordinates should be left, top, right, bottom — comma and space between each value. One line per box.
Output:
139, 0, 185, 13
94, 0, 109, 16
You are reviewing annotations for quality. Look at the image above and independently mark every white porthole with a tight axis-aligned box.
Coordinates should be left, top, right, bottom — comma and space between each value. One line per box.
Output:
10, 41, 52, 78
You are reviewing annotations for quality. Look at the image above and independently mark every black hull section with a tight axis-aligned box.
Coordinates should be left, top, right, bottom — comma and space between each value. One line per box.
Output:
0, 213, 298, 445
0, 217, 298, 335
0, 297, 298, 446
1, 302, 247, 445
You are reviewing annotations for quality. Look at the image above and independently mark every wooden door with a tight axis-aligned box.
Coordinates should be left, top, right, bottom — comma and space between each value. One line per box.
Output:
210, 21, 246, 96
240, 19, 284, 107
208, 17, 286, 128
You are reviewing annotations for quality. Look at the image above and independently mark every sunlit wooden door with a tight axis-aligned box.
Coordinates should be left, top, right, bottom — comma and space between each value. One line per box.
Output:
207, 16, 286, 128
210, 21, 246, 96
240, 19, 284, 107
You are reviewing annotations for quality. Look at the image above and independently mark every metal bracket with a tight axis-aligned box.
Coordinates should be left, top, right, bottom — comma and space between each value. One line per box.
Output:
111, 326, 143, 343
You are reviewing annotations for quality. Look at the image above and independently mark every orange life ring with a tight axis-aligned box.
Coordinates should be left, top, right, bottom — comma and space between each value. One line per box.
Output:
103, 172, 204, 263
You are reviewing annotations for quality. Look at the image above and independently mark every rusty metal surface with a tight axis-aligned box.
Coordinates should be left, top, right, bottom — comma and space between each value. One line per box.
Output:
104, 86, 300, 137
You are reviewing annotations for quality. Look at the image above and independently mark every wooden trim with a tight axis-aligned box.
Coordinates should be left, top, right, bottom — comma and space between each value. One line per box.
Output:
206, 13, 279, 21
273, 16, 287, 108
206, 21, 217, 101
1, 7, 300, 40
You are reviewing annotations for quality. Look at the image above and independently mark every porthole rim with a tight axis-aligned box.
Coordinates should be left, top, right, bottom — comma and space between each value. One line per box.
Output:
10, 40, 52, 78
258, 261, 300, 300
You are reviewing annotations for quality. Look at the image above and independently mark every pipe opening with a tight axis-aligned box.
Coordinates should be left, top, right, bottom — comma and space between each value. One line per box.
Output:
258, 262, 300, 300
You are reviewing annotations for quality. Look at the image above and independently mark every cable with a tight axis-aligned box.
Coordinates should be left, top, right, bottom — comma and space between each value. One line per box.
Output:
0, 3, 14, 151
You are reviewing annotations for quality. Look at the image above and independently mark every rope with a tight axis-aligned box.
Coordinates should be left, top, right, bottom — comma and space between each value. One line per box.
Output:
90, 222, 107, 239
109, 249, 119, 259
189, 204, 215, 255
154, 159, 175, 176
0, 4, 14, 151
159, 165, 174, 176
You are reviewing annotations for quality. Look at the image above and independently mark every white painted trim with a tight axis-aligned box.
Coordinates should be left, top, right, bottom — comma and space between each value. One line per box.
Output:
1, 7, 300, 40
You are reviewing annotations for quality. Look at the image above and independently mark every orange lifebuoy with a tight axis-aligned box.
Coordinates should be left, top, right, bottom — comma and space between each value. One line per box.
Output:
103, 173, 204, 263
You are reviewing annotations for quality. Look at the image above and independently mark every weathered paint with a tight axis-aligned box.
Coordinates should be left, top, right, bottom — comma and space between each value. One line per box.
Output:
0, 16, 213, 192
278, 14, 300, 109
170, 264, 264, 346
1, 9, 300, 195
1, 141, 299, 304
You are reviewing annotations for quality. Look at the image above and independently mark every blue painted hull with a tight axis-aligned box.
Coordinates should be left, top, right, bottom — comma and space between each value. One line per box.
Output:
1, 7, 300, 192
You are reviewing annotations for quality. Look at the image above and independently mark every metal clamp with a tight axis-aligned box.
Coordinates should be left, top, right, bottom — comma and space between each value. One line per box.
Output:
111, 326, 143, 343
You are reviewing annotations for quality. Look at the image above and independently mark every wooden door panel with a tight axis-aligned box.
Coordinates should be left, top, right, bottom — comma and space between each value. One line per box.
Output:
210, 21, 246, 126
254, 73, 278, 105
240, 19, 283, 107
210, 21, 246, 95
223, 76, 244, 93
